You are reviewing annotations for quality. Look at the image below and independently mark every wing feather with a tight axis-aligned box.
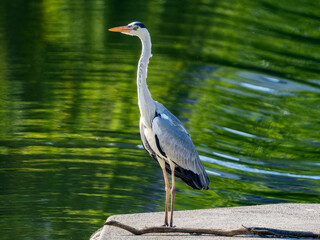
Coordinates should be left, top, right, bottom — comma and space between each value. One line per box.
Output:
151, 114, 209, 189
155, 102, 189, 135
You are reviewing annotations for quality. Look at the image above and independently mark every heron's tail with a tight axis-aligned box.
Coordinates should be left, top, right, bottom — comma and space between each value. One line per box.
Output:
165, 163, 210, 190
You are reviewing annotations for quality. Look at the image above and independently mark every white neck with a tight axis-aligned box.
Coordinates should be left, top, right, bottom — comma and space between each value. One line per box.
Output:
137, 31, 155, 127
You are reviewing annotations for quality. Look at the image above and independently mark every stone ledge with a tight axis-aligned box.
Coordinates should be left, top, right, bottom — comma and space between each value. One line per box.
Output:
90, 203, 320, 240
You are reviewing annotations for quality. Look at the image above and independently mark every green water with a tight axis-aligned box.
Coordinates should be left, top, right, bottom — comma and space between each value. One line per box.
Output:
0, 0, 320, 239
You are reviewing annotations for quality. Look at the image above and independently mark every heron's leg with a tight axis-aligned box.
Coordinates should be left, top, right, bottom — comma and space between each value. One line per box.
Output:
169, 162, 176, 227
161, 167, 170, 226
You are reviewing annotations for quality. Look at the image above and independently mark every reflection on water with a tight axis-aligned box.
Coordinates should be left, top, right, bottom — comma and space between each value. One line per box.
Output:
0, 0, 320, 239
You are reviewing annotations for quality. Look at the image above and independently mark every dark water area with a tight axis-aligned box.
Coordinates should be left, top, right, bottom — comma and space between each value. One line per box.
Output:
0, 0, 319, 239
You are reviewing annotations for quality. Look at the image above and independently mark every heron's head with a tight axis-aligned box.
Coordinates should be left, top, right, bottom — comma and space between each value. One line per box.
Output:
109, 22, 148, 38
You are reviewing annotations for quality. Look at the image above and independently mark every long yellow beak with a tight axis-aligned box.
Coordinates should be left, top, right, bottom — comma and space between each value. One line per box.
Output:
108, 26, 131, 33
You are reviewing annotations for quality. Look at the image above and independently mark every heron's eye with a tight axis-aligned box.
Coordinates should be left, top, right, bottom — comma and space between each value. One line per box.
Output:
133, 26, 139, 31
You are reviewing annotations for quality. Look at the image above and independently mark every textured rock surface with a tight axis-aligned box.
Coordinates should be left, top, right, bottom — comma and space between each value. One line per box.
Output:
90, 203, 320, 240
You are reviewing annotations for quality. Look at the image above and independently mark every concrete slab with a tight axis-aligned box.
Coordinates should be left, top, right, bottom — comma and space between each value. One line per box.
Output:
90, 203, 320, 240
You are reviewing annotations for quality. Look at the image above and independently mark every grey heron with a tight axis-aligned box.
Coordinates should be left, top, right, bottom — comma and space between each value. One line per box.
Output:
109, 22, 210, 227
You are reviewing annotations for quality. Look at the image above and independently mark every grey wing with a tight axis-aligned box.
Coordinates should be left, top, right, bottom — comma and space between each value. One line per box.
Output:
155, 102, 189, 135
152, 112, 210, 190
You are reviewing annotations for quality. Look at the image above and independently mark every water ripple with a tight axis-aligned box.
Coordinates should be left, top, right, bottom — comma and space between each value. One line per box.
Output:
201, 155, 320, 180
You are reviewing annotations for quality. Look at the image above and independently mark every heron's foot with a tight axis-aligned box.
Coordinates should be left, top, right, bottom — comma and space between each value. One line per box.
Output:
169, 224, 176, 228
162, 222, 168, 227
